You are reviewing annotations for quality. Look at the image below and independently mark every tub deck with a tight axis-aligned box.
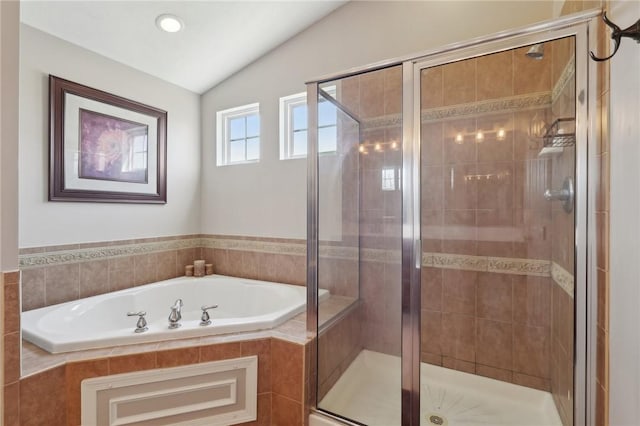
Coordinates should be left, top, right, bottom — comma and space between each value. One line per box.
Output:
21, 294, 355, 377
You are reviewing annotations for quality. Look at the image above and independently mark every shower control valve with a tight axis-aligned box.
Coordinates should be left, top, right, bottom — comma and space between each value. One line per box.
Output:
200, 305, 219, 326
127, 311, 148, 333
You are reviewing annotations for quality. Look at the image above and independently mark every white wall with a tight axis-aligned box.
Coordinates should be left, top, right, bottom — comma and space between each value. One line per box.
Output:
200, 1, 553, 239
19, 25, 202, 247
609, 1, 640, 424
1, 1, 20, 269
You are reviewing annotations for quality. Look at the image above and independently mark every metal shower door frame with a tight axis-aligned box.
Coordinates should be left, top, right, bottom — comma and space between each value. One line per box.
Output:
406, 17, 596, 426
307, 10, 600, 426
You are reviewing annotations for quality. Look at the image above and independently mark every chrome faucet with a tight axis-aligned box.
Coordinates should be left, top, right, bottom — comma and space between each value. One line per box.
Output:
168, 299, 183, 329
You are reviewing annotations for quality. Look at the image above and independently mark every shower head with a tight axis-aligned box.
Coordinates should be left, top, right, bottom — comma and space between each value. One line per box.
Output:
525, 43, 544, 60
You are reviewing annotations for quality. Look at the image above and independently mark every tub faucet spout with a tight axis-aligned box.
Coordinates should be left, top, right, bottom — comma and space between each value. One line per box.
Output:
168, 299, 183, 329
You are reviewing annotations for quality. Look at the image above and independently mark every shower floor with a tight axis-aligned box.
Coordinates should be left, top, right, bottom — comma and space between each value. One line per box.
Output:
319, 350, 562, 426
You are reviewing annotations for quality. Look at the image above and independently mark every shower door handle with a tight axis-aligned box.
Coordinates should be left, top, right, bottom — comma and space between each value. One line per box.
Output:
415, 239, 422, 269
544, 177, 574, 213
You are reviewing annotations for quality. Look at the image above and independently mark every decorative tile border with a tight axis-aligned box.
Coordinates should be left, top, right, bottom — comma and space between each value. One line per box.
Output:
421, 92, 552, 122
360, 92, 552, 131
551, 261, 574, 298
552, 54, 576, 104
19, 236, 574, 296
19, 238, 201, 269
202, 237, 306, 256
422, 252, 550, 276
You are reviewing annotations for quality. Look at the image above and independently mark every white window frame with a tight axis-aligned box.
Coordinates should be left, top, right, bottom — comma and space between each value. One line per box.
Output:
279, 86, 337, 160
216, 102, 260, 166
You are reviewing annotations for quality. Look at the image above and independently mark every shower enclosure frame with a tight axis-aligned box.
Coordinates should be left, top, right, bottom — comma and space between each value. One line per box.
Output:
307, 9, 601, 426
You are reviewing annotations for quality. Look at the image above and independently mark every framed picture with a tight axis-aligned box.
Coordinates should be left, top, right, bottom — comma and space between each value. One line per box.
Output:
49, 75, 167, 203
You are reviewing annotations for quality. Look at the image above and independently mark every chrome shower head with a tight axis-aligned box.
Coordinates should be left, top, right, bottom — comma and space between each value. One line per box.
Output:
525, 43, 544, 60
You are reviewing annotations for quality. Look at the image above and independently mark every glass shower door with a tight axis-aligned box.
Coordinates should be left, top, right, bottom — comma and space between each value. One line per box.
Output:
418, 37, 578, 426
314, 66, 404, 425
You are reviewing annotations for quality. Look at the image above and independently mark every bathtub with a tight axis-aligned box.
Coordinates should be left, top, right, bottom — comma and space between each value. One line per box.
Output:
22, 274, 326, 354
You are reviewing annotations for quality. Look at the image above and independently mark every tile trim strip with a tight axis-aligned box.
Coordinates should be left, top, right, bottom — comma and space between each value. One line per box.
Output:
551, 261, 574, 298
19, 237, 575, 293
360, 91, 552, 131
19, 238, 202, 268
423, 252, 550, 276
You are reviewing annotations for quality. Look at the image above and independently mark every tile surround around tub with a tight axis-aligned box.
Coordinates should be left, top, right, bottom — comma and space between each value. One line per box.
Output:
19, 234, 575, 310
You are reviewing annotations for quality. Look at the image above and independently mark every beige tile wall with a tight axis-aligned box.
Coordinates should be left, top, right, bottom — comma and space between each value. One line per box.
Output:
419, 42, 565, 391
336, 66, 404, 358
20, 235, 311, 311
13, 337, 307, 426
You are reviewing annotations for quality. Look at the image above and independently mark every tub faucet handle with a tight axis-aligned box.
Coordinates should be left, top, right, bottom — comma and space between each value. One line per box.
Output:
200, 304, 218, 326
168, 299, 183, 329
127, 311, 148, 333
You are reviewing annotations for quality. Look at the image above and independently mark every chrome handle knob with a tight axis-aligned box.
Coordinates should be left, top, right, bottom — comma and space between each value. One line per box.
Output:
200, 304, 218, 326
543, 177, 574, 213
127, 311, 148, 333
543, 189, 570, 201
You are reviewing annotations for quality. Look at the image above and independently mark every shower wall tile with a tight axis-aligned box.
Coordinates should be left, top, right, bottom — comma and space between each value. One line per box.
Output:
441, 312, 475, 362
442, 59, 476, 106
442, 207, 478, 252
420, 66, 443, 109
513, 372, 550, 392
512, 275, 552, 327
442, 270, 476, 315
513, 324, 550, 378
477, 114, 514, 163
477, 161, 514, 210
359, 71, 385, 119
514, 44, 552, 95
513, 208, 552, 260
476, 364, 512, 383
421, 122, 444, 165
421, 267, 443, 312
444, 119, 476, 164
420, 310, 442, 356
339, 75, 360, 116
476, 319, 512, 370
477, 50, 513, 100
444, 164, 477, 210
422, 209, 443, 252
442, 356, 475, 374
383, 66, 402, 115
476, 272, 512, 322
476, 209, 514, 258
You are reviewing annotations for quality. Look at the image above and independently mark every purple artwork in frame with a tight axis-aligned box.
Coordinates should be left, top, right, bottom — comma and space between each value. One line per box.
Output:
49, 75, 167, 204
79, 109, 149, 184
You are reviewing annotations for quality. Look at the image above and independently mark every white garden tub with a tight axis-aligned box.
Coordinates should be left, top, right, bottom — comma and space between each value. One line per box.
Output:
22, 274, 326, 353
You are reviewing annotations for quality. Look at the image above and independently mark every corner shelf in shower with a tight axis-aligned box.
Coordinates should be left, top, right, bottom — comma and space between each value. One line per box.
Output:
543, 117, 576, 148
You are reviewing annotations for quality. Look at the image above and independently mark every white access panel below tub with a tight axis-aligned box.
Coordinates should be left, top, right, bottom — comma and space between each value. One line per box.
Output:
81, 356, 257, 426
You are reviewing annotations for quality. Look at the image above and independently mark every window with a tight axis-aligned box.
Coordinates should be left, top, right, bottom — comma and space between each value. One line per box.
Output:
279, 87, 337, 160
216, 103, 260, 166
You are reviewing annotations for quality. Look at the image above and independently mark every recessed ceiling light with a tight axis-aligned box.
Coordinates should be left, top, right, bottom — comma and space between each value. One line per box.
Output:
156, 14, 183, 33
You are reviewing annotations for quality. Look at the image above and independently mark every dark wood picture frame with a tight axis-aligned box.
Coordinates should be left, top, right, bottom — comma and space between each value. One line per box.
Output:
49, 75, 167, 203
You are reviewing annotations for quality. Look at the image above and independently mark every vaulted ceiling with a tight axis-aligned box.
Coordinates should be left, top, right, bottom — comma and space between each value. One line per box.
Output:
21, 1, 346, 94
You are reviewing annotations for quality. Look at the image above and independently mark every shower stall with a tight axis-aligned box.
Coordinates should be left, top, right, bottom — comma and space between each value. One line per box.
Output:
307, 11, 599, 426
